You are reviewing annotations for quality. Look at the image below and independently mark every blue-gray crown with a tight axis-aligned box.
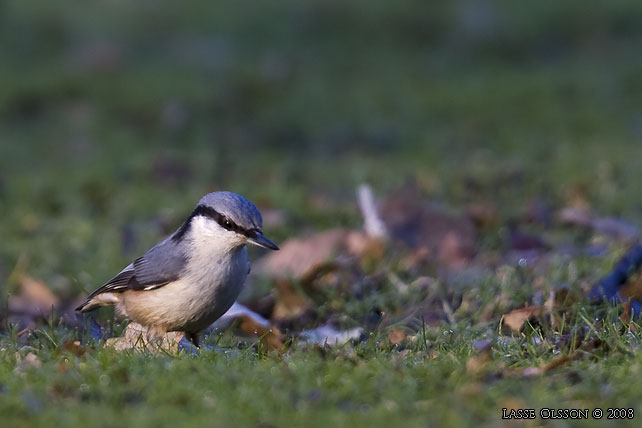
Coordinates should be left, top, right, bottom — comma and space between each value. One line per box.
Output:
172, 191, 278, 250
197, 191, 263, 232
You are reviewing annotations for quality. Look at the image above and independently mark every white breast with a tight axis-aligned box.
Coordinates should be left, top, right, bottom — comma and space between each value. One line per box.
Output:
119, 216, 250, 333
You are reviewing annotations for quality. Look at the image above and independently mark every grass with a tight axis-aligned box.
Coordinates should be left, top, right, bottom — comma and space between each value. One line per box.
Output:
3, 305, 642, 427
2, 1, 642, 426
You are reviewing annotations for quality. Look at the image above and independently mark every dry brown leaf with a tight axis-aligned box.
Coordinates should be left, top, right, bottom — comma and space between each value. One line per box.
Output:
619, 278, 642, 301
299, 261, 343, 290
466, 353, 490, 376
255, 229, 348, 279
388, 328, 407, 345
380, 184, 476, 269
272, 279, 313, 321
344, 230, 385, 260
522, 349, 593, 377
237, 315, 284, 352
564, 184, 592, 212
620, 301, 638, 327
62, 340, 87, 357
20, 276, 58, 306
501, 306, 542, 332
15, 352, 42, 374
466, 343, 492, 376
439, 231, 476, 269
8, 275, 59, 317
541, 288, 586, 329
518, 338, 601, 378
399, 247, 432, 271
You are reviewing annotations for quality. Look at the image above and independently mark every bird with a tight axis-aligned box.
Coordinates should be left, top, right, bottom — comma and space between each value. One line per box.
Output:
76, 191, 279, 347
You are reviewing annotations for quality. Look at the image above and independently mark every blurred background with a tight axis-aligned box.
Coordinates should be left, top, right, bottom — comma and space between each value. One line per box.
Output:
1, 0, 642, 300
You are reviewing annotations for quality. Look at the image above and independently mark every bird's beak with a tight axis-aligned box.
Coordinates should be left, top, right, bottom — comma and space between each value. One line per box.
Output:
248, 232, 279, 250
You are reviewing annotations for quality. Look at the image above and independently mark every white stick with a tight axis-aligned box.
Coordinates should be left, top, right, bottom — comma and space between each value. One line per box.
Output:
356, 184, 388, 239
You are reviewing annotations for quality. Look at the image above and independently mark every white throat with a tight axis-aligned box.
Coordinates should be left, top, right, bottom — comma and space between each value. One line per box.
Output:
188, 215, 246, 255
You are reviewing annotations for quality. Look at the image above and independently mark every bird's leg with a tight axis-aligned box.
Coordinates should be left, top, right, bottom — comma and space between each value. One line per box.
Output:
186, 332, 200, 348
145, 325, 169, 350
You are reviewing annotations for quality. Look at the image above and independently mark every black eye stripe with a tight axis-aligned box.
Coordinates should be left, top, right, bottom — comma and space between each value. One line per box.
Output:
172, 205, 262, 242
193, 205, 259, 237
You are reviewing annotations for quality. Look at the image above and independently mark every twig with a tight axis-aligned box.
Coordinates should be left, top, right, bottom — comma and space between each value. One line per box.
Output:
356, 184, 388, 239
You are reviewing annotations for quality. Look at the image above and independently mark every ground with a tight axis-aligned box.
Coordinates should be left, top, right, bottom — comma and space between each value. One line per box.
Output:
2, 1, 642, 427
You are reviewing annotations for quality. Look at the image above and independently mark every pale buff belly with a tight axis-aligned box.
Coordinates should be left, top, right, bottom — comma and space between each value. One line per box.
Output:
118, 254, 249, 334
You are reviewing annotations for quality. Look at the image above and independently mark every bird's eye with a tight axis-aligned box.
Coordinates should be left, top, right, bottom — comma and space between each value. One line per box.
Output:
223, 219, 232, 229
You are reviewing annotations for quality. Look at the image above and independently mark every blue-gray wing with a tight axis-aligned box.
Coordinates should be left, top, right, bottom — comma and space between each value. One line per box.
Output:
82, 238, 187, 301
131, 238, 188, 290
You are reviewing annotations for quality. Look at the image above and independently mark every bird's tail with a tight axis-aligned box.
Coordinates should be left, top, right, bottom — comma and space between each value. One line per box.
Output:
75, 292, 121, 313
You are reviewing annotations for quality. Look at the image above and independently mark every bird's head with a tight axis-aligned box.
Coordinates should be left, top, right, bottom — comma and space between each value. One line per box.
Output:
173, 191, 279, 251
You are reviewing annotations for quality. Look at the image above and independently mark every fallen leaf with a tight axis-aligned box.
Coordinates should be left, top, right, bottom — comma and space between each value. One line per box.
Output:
298, 261, 343, 290
501, 306, 542, 332
466, 353, 490, 376
521, 346, 595, 377
399, 247, 431, 271
388, 328, 407, 345
237, 315, 283, 352
563, 184, 591, 212
344, 230, 385, 260
8, 275, 59, 318
619, 277, 642, 301
272, 279, 313, 321
254, 229, 348, 279
620, 300, 639, 327
20, 276, 58, 306
466, 341, 492, 376
439, 231, 476, 269
62, 340, 87, 357
380, 183, 476, 269
15, 352, 42, 373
